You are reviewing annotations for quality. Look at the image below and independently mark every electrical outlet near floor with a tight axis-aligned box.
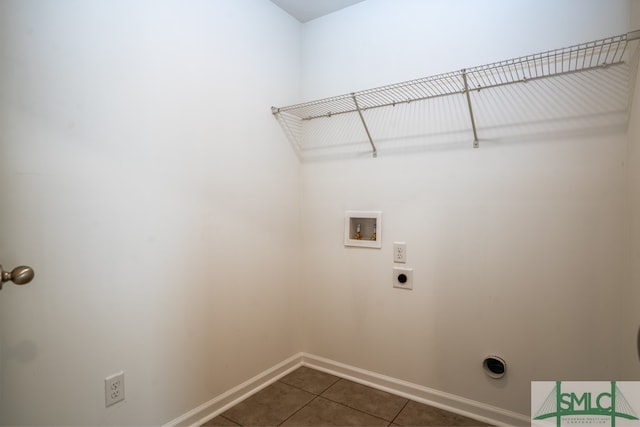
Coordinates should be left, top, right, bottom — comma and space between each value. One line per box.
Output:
105, 371, 125, 407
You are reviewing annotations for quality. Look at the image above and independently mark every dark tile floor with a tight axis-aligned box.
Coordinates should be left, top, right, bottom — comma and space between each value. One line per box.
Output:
202, 366, 491, 426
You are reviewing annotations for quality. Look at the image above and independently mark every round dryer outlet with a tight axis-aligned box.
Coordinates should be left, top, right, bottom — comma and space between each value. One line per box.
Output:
393, 267, 413, 290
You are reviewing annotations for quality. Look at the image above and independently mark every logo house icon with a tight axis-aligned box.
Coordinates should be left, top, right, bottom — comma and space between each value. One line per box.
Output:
533, 381, 639, 427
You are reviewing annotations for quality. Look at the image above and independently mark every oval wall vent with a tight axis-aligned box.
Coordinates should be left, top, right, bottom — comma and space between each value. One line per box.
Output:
483, 356, 506, 379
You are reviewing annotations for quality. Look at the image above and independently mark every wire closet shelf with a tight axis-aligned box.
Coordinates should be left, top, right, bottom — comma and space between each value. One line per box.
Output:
272, 30, 640, 158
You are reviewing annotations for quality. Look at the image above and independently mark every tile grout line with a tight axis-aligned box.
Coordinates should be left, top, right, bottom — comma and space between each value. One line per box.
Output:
316, 375, 342, 395
276, 376, 393, 427
219, 412, 242, 426
275, 374, 329, 427
276, 395, 321, 427
389, 399, 410, 426
218, 414, 240, 426
318, 379, 400, 425
319, 378, 410, 424
277, 372, 341, 396
275, 371, 360, 426
316, 394, 394, 426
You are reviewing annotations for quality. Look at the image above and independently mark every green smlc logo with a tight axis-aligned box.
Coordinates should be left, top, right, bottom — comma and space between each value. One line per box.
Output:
534, 381, 639, 427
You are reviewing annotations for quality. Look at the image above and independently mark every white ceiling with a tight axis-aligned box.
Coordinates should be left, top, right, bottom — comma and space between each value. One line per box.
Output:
269, 0, 367, 23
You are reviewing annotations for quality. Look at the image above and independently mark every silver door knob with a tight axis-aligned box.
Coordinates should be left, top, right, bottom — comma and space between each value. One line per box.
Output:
0, 265, 34, 289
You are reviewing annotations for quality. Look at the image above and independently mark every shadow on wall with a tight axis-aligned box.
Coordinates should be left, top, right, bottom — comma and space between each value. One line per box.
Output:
274, 60, 633, 162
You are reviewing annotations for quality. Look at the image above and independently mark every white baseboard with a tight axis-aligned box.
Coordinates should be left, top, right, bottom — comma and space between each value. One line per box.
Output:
300, 353, 530, 426
163, 353, 303, 427
165, 352, 530, 427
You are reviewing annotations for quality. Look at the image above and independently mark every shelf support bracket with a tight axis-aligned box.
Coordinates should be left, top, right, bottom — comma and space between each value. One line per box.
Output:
351, 93, 378, 158
462, 70, 479, 148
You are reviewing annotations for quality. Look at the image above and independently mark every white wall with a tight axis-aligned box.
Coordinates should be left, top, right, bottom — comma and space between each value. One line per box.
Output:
299, 0, 632, 416
301, 0, 632, 99
2, 0, 638, 424
0, 0, 301, 424
622, 0, 640, 379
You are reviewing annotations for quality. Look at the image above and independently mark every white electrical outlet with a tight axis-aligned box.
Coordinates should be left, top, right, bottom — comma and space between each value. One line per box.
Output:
393, 267, 413, 290
105, 371, 125, 407
393, 242, 407, 263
